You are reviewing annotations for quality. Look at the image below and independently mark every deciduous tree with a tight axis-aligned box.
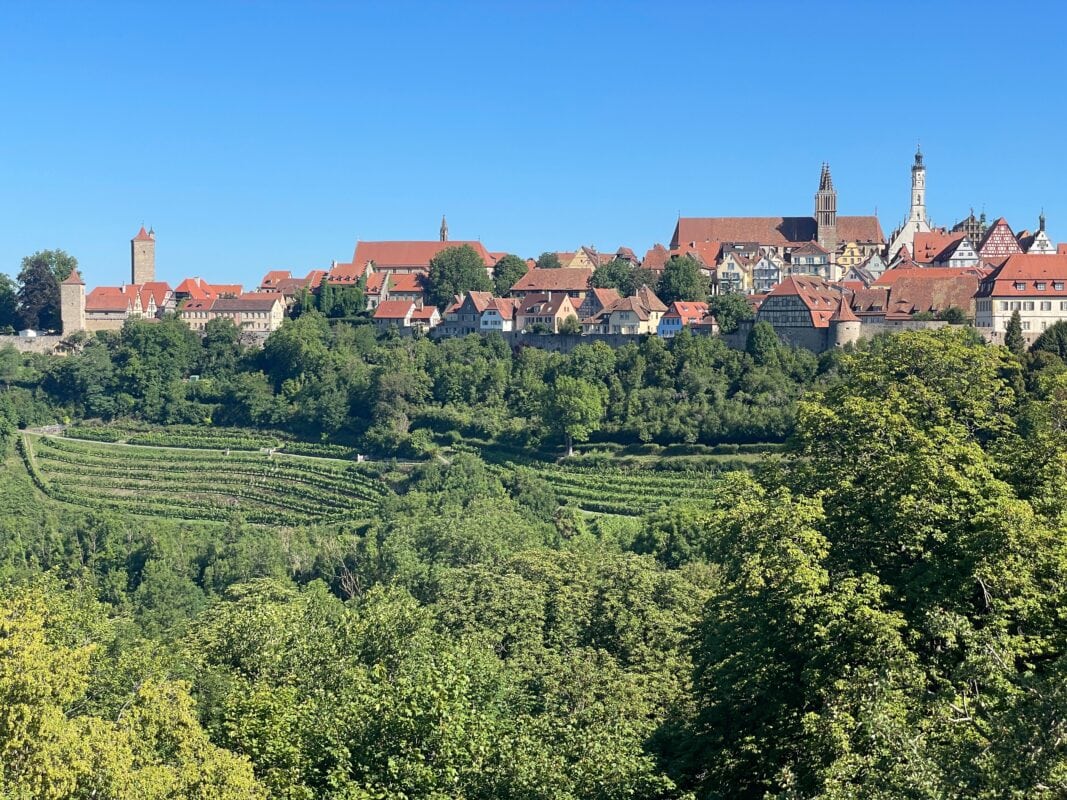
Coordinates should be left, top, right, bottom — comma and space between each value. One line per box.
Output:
426, 244, 492, 308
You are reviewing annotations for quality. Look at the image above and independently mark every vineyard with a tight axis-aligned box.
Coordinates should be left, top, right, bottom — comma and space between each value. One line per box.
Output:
19, 434, 388, 525
505, 462, 730, 515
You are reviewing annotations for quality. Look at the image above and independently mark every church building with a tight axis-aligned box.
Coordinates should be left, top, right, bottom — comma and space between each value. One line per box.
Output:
886, 148, 932, 260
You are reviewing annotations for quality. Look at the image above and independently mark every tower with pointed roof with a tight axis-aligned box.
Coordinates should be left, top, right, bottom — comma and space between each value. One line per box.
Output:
815, 163, 838, 259
60, 268, 86, 334
910, 146, 927, 225
439, 215, 448, 242
131, 226, 155, 285
887, 147, 933, 260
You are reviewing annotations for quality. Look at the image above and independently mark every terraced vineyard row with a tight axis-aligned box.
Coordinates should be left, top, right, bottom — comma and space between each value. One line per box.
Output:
21, 434, 388, 525
506, 462, 727, 515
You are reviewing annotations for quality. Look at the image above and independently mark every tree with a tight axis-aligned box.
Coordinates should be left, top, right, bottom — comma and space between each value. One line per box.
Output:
708, 292, 754, 334
546, 375, 603, 456
656, 255, 709, 303
590, 258, 634, 290
1006, 309, 1025, 355
1031, 320, 1067, 361
492, 254, 528, 295
426, 244, 492, 308
937, 305, 967, 324
745, 320, 780, 365
559, 315, 581, 335
0, 274, 17, 332
535, 252, 562, 270
16, 250, 77, 331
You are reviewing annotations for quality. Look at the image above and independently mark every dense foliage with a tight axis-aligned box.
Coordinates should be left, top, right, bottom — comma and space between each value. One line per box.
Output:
3, 327, 1067, 797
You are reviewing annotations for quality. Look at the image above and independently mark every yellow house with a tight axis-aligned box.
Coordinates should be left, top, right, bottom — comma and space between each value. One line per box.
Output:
716, 252, 753, 294
567, 246, 600, 270
581, 285, 667, 334
837, 241, 866, 270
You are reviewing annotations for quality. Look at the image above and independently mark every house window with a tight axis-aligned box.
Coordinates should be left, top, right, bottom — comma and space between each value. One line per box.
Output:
1001, 301, 1009, 310
1037, 282, 1047, 290
1041, 301, 1052, 311
1022, 322, 1031, 330
1014, 282, 1026, 290
1055, 282, 1064, 291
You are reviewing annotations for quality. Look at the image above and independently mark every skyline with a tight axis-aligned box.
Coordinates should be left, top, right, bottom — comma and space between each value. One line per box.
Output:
2, 0, 1064, 288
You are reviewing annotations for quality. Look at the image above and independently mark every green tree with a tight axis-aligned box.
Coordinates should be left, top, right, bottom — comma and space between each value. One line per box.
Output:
426, 244, 492, 308
535, 252, 562, 269
1005, 309, 1025, 355
745, 320, 780, 365
16, 250, 77, 331
1031, 320, 1067, 360
546, 375, 603, 455
708, 292, 754, 334
590, 258, 635, 291
0, 274, 18, 332
559, 314, 581, 335
656, 255, 709, 303
491, 254, 528, 295
937, 305, 968, 323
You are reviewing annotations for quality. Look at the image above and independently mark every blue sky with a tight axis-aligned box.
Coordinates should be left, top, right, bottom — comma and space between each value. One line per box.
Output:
1, 1, 1063, 288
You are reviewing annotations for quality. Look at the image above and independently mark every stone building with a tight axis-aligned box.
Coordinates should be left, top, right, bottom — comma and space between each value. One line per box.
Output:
60, 269, 86, 334
131, 226, 155, 285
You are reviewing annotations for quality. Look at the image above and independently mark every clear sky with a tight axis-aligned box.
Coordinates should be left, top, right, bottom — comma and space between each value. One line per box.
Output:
1, 0, 1063, 289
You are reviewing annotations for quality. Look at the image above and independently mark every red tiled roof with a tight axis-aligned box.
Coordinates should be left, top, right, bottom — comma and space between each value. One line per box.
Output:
410, 305, 440, 321
977, 253, 1067, 298
881, 276, 979, 319
132, 226, 153, 242
874, 266, 988, 286
85, 286, 132, 313
829, 294, 859, 323
635, 284, 667, 313
212, 292, 284, 312
518, 293, 574, 317
912, 231, 965, 263
259, 270, 291, 289
365, 273, 387, 295
510, 267, 592, 294
372, 300, 415, 319
642, 244, 671, 271
138, 282, 172, 309
672, 215, 884, 249
175, 277, 241, 300
764, 275, 849, 328
664, 301, 709, 324
61, 268, 84, 286
386, 272, 424, 293
588, 287, 621, 310
1058, 244, 1067, 255
484, 297, 518, 321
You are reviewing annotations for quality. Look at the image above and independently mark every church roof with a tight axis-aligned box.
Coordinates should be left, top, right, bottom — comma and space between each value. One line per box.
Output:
672, 215, 884, 249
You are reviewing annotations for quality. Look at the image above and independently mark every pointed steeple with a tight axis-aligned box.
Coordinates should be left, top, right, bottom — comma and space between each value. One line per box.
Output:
914, 142, 923, 167
1039, 210, 1046, 232
61, 267, 84, 286
818, 162, 834, 191
440, 215, 448, 242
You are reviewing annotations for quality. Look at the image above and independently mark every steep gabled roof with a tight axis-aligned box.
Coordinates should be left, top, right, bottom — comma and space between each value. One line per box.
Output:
373, 300, 416, 319
510, 267, 592, 294
976, 253, 1067, 297
763, 275, 848, 328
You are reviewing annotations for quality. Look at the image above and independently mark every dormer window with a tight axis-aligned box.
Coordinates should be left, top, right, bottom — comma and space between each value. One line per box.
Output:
1055, 282, 1065, 291
1014, 282, 1026, 291
1037, 282, 1047, 290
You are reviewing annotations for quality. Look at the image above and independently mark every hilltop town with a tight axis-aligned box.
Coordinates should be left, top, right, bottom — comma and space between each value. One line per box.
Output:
11, 149, 1054, 355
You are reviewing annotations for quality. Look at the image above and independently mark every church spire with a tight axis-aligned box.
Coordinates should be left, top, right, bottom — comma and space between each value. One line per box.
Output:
1039, 209, 1046, 232
440, 215, 448, 242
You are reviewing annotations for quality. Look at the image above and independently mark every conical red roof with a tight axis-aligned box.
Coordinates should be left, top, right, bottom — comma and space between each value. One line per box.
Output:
61, 268, 84, 286
830, 294, 859, 323
133, 226, 153, 242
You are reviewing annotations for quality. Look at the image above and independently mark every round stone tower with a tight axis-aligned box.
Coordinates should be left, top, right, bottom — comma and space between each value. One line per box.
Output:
829, 294, 861, 348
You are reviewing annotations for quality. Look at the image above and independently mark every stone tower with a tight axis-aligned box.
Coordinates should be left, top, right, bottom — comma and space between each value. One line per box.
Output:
131, 226, 155, 285
829, 294, 861, 348
910, 146, 927, 225
440, 215, 448, 242
815, 163, 838, 257
60, 268, 86, 334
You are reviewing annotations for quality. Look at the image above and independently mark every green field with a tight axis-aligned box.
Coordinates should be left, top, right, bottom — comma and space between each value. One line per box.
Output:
19, 433, 388, 525
505, 461, 732, 515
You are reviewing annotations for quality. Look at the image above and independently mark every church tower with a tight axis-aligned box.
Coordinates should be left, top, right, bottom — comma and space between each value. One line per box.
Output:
131, 226, 155, 285
909, 146, 927, 225
815, 163, 838, 257
440, 215, 448, 242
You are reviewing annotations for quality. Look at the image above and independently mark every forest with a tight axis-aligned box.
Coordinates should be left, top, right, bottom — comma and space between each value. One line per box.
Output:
3, 319, 1067, 798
